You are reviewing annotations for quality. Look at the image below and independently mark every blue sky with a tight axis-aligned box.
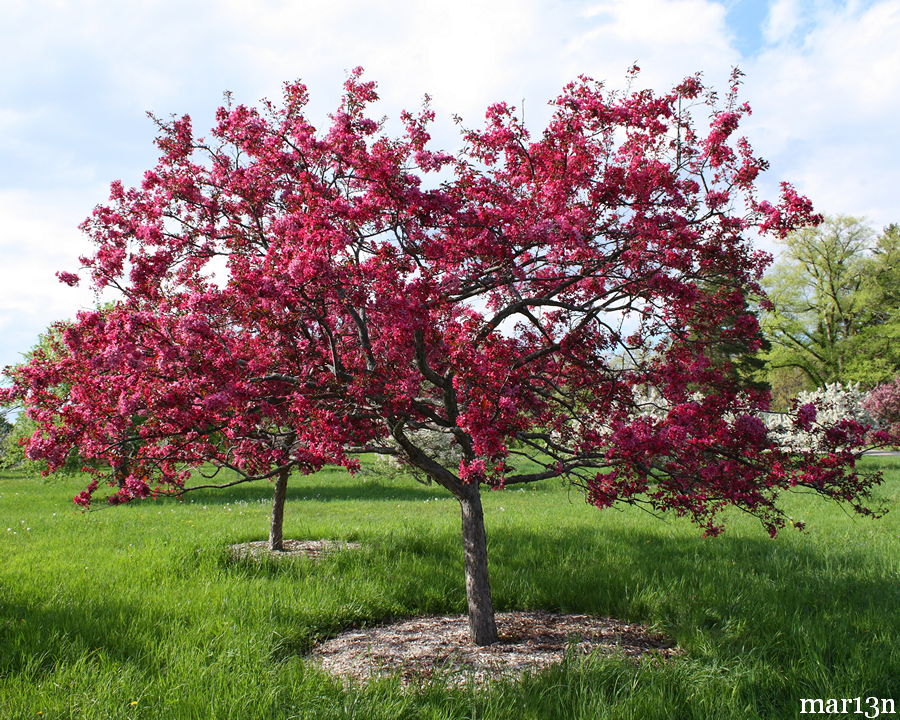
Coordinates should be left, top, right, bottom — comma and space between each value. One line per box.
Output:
1, 0, 898, 375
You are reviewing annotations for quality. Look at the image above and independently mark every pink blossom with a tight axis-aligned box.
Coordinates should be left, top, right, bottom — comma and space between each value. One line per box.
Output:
55, 271, 80, 286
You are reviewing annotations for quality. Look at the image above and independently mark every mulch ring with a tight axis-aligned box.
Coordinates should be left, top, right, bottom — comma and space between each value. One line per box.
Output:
310, 610, 680, 686
228, 539, 361, 560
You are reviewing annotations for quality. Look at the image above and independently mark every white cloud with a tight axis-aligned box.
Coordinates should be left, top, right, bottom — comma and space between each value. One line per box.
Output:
214, 0, 553, 129
0, 191, 100, 368
208, 0, 741, 145
763, 0, 804, 44
1, 0, 899, 371
569, 0, 739, 89
744, 0, 900, 230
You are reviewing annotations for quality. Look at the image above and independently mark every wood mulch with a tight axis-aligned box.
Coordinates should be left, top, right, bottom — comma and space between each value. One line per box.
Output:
310, 610, 680, 686
228, 539, 361, 560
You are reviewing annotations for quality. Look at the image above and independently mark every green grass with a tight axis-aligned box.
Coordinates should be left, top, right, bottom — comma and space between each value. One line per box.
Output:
1, 458, 897, 719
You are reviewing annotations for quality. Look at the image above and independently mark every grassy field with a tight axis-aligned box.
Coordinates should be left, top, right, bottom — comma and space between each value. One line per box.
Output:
1, 458, 897, 720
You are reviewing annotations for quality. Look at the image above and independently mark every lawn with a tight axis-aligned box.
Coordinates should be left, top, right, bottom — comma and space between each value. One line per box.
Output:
1, 458, 897, 719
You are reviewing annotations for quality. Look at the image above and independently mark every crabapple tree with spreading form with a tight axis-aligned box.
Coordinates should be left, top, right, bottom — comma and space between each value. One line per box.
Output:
2, 68, 890, 646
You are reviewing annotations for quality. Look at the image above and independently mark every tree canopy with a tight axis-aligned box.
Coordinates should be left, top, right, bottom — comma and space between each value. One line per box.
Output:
760, 217, 899, 399
844, 224, 900, 385
2, 69, 888, 645
1, 324, 86, 475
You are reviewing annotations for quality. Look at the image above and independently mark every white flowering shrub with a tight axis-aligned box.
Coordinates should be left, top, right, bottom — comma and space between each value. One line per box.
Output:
762, 382, 873, 452
630, 386, 670, 420
627, 382, 874, 453
371, 428, 462, 482
369, 384, 874, 477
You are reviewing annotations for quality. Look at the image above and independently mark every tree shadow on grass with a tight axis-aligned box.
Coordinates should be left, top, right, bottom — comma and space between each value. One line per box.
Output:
0, 591, 158, 680
178, 479, 450, 506
488, 524, 897, 630
490, 524, 899, 700
273, 521, 898, 698
5, 510, 894, 707
535, 524, 894, 706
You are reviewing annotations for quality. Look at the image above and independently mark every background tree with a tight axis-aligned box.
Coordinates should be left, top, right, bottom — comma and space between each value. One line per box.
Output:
843, 224, 900, 385
696, 282, 770, 392
760, 216, 871, 392
4, 314, 316, 551
3, 70, 886, 647
1, 308, 312, 551
760, 217, 899, 403
1, 325, 86, 475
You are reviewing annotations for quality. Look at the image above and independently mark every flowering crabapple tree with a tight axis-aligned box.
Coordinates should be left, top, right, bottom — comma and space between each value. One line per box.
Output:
1, 318, 131, 479
2, 68, 891, 646
3, 306, 304, 550
863, 378, 900, 437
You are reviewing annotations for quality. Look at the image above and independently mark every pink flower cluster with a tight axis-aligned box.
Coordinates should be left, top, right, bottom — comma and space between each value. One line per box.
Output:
863, 378, 900, 438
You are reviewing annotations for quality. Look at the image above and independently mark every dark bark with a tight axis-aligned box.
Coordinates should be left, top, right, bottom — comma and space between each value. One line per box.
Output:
114, 464, 127, 489
269, 466, 290, 551
388, 422, 499, 645
458, 482, 499, 646
113, 440, 132, 488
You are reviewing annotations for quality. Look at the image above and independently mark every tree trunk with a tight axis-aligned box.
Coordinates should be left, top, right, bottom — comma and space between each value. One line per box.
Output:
458, 483, 499, 646
269, 467, 289, 552
114, 464, 127, 489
